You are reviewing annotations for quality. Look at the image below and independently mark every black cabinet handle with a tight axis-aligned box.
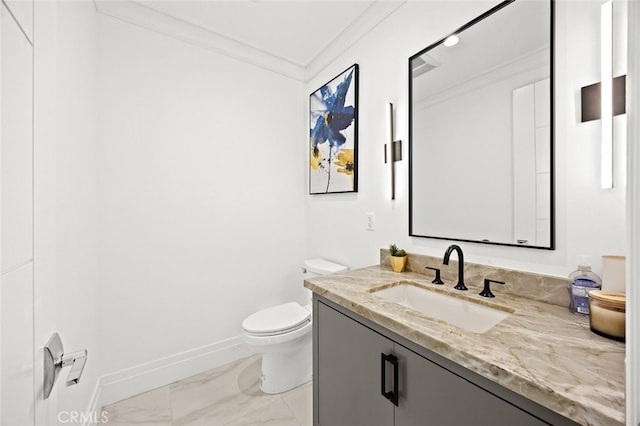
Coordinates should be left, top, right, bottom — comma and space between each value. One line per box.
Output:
380, 352, 399, 406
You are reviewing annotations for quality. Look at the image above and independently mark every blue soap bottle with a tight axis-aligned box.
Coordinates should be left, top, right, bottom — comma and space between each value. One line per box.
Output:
568, 265, 602, 315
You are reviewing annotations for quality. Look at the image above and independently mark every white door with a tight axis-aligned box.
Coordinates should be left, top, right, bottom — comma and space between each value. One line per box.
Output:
1, 2, 55, 425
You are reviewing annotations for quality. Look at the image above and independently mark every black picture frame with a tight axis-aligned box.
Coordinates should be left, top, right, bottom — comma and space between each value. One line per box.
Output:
309, 64, 359, 194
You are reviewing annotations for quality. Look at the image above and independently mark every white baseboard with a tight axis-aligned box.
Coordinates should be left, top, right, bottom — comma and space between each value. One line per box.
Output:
84, 335, 254, 422
83, 378, 104, 426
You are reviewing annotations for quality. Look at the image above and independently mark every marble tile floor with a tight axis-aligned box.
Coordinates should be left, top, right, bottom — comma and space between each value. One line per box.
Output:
102, 354, 312, 426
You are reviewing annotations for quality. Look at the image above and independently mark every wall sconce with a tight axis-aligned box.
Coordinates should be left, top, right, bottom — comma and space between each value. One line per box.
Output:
580, 1, 626, 189
385, 103, 402, 200
581, 75, 626, 121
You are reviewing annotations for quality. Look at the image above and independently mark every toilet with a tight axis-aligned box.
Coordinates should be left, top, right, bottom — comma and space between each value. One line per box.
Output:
242, 258, 348, 394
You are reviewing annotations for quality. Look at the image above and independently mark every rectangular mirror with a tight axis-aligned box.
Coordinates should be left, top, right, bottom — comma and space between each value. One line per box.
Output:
409, 0, 554, 249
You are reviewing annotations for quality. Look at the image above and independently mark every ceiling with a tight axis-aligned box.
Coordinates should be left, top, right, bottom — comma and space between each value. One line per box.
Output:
94, 0, 406, 81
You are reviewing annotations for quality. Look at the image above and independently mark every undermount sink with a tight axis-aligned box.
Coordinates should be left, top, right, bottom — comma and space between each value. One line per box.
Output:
371, 282, 513, 333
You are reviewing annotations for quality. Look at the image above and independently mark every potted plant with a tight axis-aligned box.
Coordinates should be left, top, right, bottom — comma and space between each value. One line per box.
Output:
389, 244, 408, 272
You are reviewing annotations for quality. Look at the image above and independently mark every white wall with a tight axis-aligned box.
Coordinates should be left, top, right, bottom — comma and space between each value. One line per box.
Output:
559, 0, 627, 272
305, 0, 627, 278
95, 14, 307, 374
48, 1, 102, 416
31, 0, 308, 412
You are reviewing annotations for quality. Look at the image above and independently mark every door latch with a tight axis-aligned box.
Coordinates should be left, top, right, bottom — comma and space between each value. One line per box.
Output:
43, 333, 88, 399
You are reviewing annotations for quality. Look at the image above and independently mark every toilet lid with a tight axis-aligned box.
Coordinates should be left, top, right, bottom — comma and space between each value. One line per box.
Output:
243, 302, 311, 335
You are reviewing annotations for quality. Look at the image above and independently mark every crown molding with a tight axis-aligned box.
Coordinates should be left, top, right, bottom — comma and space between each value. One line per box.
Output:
94, 0, 307, 81
304, 1, 405, 81
94, 0, 405, 82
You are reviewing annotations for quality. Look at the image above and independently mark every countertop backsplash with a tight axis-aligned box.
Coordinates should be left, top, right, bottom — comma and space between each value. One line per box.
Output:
380, 249, 571, 309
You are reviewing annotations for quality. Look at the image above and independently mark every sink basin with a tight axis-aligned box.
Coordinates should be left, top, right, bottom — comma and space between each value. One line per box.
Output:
371, 282, 512, 333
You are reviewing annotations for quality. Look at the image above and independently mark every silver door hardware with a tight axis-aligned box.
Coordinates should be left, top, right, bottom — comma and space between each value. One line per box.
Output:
43, 333, 88, 399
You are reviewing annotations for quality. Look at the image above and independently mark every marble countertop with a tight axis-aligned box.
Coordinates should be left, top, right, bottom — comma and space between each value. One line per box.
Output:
304, 265, 625, 426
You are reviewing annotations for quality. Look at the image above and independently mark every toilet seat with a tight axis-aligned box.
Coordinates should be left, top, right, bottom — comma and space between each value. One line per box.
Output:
242, 302, 311, 336
243, 320, 312, 346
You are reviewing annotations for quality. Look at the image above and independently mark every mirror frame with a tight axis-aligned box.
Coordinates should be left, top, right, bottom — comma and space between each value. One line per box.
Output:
408, 0, 555, 250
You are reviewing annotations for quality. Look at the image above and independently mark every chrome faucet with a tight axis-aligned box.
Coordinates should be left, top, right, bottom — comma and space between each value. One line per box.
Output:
443, 244, 468, 291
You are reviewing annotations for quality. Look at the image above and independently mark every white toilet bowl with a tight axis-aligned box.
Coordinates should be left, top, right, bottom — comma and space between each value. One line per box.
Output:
242, 302, 312, 394
242, 259, 347, 394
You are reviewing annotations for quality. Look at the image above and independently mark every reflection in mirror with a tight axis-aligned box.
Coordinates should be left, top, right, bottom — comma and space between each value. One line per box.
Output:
409, 0, 554, 249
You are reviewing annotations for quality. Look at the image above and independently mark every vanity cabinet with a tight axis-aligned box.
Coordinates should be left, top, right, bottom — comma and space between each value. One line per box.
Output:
314, 296, 577, 426
316, 299, 393, 426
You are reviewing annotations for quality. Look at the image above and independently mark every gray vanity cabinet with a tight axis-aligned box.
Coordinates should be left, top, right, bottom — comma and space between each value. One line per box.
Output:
314, 297, 573, 426
393, 344, 546, 425
316, 299, 393, 426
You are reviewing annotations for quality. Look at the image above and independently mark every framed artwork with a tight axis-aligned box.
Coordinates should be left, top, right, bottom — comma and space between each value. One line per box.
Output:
309, 64, 359, 194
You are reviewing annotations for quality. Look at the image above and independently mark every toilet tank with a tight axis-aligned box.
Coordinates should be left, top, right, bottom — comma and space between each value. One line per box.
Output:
303, 259, 348, 278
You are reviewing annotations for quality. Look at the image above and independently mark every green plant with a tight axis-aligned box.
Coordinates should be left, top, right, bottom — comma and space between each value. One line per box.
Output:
389, 243, 407, 257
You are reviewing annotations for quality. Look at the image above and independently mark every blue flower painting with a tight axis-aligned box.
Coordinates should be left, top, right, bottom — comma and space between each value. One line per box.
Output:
309, 64, 358, 194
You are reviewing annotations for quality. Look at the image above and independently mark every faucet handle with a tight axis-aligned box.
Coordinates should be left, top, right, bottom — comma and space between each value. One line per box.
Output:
425, 267, 444, 285
479, 279, 505, 298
